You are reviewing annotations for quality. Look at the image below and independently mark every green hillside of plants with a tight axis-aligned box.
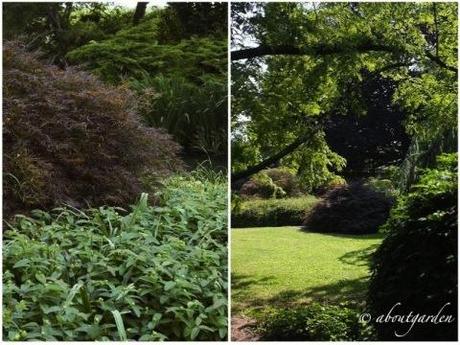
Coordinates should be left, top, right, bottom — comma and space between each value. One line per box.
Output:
66, 12, 227, 155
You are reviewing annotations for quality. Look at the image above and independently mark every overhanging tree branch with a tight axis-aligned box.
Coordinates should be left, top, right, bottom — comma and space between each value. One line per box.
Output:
425, 51, 457, 73
231, 41, 397, 60
231, 131, 312, 187
232, 43, 457, 74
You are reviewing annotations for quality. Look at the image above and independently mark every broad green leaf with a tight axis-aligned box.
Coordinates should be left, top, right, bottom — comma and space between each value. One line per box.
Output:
111, 310, 127, 341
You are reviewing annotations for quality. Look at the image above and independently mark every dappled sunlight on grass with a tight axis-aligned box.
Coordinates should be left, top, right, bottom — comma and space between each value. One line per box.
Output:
231, 227, 384, 314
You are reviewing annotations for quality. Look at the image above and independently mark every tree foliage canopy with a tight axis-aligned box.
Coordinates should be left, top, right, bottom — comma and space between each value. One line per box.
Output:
231, 2, 457, 190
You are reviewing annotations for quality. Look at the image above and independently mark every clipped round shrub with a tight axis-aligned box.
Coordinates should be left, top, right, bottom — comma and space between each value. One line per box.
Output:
258, 304, 374, 341
3, 42, 182, 218
315, 175, 347, 196
3, 174, 228, 341
303, 182, 394, 234
368, 153, 457, 341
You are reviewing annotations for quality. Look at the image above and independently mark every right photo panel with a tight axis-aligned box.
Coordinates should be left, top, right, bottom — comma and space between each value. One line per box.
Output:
231, 2, 458, 342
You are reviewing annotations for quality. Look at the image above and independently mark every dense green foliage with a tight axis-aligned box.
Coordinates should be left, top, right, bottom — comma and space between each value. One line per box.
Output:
66, 10, 227, 155
3, 3, 133, 65
3, 173, 228, 341
232, 2, 457, 188
304, 183, 394, 235
132, 73, 227, 155
232, 196, 318, 228
66, 29, 226, 85
368, 153, 457, 340
258, 304, 373, 341
156, 2, 227, 43
239, 167, 303, 198
3, 42, 182, 218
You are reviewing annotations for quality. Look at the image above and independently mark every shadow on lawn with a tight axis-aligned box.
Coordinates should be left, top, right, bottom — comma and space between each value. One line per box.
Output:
299, 226, 385, 240
232, 273, 275, 291
233, 237, 382, 312
232, 273, 277, 295
232, 273, 277, 312
338, 243, 380, 267
233, 274, 370, 311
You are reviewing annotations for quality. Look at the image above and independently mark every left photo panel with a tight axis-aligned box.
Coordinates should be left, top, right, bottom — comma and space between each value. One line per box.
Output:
3, 2, 228, 341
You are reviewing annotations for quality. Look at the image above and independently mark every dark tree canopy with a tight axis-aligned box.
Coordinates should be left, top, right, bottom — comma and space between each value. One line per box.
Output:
324, 72, 411, 179
158, 2, 227, 43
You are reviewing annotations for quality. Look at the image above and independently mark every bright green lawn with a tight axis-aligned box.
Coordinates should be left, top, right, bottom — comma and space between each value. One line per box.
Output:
232, 227, 384, 314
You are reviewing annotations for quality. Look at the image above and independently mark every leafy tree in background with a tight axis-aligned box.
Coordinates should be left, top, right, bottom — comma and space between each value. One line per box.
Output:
231, 2, 457, 190
324, 72, 410, 180
157, 2, 227, 43
3, 2, 133, 66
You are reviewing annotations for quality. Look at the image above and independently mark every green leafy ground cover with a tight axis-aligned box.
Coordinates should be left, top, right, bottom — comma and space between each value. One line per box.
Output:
3, 173, 227, 341
231, 227, 383, 315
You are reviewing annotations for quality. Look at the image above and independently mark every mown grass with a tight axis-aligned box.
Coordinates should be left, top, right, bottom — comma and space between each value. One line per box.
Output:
231, 227, 384, 315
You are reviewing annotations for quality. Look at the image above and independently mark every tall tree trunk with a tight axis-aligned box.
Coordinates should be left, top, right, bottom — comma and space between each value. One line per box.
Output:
133, 2, 148, 25
46, 3, 73, 66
